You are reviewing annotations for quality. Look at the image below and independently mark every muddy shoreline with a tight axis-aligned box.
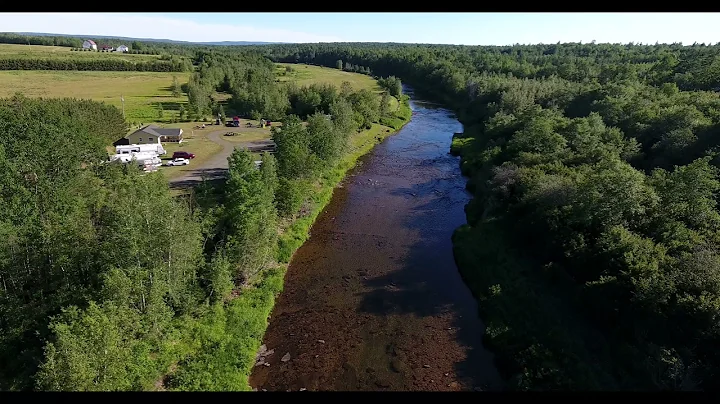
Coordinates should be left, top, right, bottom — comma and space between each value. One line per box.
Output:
249, 94, 503, 391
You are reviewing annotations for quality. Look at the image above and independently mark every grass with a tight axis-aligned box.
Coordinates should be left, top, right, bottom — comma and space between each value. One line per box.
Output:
158, 136, 223, 182
275, 63, 382, 93
165, 97, 413, 391
0, 70, 191, 123
0, 43, 164, 62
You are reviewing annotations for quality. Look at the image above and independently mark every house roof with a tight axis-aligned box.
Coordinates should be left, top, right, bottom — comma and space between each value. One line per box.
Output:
85, 40, 96, 45
128, 125, 182, 139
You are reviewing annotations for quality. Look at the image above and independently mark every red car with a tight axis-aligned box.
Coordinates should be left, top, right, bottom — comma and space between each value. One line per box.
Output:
172, 151, 196, 160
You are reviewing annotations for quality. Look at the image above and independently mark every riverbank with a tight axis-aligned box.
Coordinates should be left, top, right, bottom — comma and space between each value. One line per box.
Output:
162, 97, 412, 391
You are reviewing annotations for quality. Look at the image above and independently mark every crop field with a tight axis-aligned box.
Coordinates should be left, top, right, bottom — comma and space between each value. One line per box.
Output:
0, 43, 164, 62
0, 70, 191, 124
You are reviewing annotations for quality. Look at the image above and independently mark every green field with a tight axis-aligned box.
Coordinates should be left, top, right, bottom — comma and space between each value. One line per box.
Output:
275, 63, 382, 92
0, 70, 191, 124
0, 43, 164, 62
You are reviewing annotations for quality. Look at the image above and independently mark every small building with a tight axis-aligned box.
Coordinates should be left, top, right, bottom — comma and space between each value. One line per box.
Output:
82, 40, 97, 50
114, 124, 184, 146
116, 45, 129, 53
100, 45, 114, 52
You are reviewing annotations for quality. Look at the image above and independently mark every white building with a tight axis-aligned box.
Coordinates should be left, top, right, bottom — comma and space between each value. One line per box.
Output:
116, 45, 129, 53
82, 40, 97, 50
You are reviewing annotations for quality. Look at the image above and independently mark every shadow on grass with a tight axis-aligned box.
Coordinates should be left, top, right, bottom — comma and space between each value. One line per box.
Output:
168, 167, 228, 190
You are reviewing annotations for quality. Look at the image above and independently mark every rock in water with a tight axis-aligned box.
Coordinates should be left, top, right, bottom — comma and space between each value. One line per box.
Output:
281, 352, 291, 362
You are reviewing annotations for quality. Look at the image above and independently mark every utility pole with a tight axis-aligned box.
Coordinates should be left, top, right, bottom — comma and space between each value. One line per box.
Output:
121, 94, 125, 119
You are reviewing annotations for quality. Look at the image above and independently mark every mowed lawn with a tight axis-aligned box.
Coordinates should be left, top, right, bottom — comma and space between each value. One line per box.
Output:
275, 63, 382, 93
0, 43, 164, 62
0, 70, 191, 124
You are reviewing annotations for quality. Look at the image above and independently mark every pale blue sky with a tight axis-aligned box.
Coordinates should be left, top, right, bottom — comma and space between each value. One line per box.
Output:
0, 13, 718, 45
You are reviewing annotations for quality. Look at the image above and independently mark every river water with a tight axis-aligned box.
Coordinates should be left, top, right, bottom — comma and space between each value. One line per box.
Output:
249, 91, 503, 391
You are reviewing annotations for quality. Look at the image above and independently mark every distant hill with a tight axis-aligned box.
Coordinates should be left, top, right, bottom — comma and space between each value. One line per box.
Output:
13, 32, 284, 46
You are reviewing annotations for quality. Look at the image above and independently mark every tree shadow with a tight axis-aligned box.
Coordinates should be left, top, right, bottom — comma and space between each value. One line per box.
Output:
168, 167, 228, 190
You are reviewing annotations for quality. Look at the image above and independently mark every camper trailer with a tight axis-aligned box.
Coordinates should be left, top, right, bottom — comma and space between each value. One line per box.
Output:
116, 143, 166, 156
110, 152, 162, 168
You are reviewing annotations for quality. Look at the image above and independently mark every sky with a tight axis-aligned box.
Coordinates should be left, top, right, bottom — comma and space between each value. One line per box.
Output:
0, 13, 718, 46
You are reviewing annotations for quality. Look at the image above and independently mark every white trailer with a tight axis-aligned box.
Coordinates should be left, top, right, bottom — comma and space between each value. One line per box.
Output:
116, 143, 166, 156
110, 152, 162, 168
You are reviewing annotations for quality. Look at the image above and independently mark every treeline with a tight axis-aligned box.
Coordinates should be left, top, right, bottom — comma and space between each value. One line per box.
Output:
0, 57, 192, 72
0, 32, 83, 48
334, 59, 373, 75
248, 42, 720, 391
249, 41, 720, 95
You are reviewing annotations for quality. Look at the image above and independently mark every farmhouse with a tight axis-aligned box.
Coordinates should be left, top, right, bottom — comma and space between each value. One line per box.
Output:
116, 45, 129, 53
114, 125, 184, 146
82, 40, 97, 50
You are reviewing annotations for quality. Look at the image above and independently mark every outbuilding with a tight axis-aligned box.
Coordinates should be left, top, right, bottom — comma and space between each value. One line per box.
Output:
82, 40, 97, 50
114, 124, 184, 146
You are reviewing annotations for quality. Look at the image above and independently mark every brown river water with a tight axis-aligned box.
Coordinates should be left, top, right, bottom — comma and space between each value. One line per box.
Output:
249, 91, 503, 391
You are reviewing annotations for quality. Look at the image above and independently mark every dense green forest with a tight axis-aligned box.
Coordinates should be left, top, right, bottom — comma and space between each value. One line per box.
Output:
243, 42, 720, 391
0, 44, 410, 390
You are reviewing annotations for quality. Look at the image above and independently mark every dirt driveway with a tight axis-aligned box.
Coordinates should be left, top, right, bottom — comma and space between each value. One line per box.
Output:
168, 128, 275, 189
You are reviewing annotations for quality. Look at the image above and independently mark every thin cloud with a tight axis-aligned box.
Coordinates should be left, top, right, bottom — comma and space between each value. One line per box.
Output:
0, 13, 344, 43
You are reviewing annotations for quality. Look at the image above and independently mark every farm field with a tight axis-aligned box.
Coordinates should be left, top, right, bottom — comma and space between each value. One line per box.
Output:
0, 43, 163, 61
275, 63, 382, 93
0, 70, 191, 124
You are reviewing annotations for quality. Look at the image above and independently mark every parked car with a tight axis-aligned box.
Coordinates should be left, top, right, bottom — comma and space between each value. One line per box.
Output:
166, 158, 190, 166
224, 132, 237, 136
172, 151, 196, 160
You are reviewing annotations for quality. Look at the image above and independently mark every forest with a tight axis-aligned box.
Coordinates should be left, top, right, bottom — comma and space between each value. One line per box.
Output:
243, 41, 720, 391
0, 43, 410, 390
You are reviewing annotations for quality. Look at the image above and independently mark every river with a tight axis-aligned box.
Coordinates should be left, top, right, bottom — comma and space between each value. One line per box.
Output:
249, 90, 503, 391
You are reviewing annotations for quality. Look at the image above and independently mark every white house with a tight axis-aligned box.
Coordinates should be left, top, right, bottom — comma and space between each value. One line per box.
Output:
116, 45, 129, 53
82, 40, 97, 50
